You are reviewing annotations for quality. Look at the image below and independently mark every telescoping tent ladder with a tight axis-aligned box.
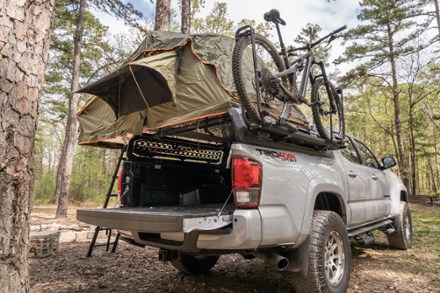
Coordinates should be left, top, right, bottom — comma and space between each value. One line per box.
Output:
86, 146, 145, 257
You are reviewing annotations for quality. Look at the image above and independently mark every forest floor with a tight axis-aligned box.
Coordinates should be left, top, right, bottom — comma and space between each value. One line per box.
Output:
29, 203, 440, 293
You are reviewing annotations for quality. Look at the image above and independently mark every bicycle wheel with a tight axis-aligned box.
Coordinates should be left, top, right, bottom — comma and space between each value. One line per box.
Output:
311, 78, 344, 140
232, 33, 289, 124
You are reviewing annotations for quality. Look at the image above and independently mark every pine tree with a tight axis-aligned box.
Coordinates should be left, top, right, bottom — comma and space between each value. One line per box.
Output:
54, 0, 86, 218
181, 0, 191, 34
155, 0, 171, 31
294, 23, 331, 66
337, 0, 427, 188
50, 0, 143, 217
192, 2, 234, 35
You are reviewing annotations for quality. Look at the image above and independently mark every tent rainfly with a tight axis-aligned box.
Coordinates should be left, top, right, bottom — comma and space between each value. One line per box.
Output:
77, 31, 308, 148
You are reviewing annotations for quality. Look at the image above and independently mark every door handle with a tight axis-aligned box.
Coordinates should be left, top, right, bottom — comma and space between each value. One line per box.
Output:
371, 174, 378, 180
348, 171, 357, 178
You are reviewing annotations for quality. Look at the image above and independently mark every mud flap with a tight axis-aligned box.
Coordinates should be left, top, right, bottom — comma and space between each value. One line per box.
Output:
282, 236, 310, 277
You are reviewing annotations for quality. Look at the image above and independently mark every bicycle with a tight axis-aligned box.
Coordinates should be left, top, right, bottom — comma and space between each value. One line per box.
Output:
232, 9, 346, 141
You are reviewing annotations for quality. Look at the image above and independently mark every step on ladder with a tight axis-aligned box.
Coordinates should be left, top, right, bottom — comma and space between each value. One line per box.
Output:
86, 146, 126, 257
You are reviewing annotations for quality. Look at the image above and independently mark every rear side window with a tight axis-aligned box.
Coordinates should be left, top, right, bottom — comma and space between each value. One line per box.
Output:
341, 140, 360, 164
355, 141, 380, 169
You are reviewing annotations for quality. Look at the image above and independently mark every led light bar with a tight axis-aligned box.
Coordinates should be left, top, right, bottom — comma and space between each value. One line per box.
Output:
130, 137, 224, 165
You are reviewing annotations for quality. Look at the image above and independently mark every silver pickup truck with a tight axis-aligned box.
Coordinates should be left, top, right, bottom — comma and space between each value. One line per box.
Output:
78, 109, 412, 293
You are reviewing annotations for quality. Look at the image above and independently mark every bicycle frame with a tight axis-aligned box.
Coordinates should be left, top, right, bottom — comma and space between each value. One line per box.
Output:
234, 18, 345, 136
273, 48, 334, 124
272, 30, 343, 124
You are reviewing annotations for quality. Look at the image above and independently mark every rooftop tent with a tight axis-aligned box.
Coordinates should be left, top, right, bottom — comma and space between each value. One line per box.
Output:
78, 50, 177, 117
77, 31, 308, 148
77, 96, 145, 148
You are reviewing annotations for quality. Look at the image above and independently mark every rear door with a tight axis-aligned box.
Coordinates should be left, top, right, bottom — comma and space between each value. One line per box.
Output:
340, 137, 391, 226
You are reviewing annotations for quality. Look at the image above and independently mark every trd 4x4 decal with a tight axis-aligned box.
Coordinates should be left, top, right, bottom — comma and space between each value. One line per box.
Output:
256, 148, 297, 162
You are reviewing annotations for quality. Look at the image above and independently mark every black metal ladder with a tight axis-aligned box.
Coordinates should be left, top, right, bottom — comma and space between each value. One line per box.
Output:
86, 146, 126, 257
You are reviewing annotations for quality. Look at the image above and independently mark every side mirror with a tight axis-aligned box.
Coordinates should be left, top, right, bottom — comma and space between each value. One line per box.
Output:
381, 156, 397, 169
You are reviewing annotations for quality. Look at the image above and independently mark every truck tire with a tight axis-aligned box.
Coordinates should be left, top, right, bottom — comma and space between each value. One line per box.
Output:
387, 202, 412, 250
171, 252, 219, 274
294, 211, 351, 293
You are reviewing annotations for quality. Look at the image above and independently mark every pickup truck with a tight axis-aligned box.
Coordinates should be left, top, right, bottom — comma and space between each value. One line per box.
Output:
77, 109, 412, 293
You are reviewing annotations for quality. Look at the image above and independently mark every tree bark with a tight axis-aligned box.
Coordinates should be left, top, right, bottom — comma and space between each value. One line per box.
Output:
181, 0, 191, 34
54, 0, 86, 218
432, 126, 439, 192
434, 0, 440, 42
428, 156, 438, 193
0, 0, 55, 292
408, 103, 417, 195
155, 0, 171, 31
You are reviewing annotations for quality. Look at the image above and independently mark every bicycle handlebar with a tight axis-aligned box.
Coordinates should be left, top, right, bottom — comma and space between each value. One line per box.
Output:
286, 25, 347, 55
311, 25, 347, 47
332, 25, 347, 35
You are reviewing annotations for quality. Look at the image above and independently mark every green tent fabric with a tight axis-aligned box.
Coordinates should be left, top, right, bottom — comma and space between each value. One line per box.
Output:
77, 31, 308, 148
77, 96, 145, 148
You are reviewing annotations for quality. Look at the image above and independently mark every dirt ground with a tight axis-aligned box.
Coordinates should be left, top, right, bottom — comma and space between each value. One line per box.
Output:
29, 203, 440, 293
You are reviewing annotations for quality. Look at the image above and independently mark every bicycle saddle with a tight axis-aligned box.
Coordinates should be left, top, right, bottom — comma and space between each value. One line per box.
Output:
263, 9, 286, 25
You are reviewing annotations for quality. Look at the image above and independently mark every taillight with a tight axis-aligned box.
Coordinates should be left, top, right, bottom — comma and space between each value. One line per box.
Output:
232, 156, 262, 208
117, 168, 124, 206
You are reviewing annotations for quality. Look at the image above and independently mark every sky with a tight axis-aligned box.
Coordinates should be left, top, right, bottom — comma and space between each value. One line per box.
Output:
198, 0, 361, 38
94, 0, 363, 72
195, 0, 362, 71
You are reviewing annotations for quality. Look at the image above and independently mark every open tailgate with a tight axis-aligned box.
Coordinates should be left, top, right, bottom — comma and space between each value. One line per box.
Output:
77, 205, 234, 233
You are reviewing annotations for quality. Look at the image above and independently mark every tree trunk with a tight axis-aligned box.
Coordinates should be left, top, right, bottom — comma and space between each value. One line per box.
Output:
54, 0, 86, 218
181, 0, 191, 34
408, 103, 417, 195
386, 23, 410, 189
428, 156, 438, 193
0, 0, 55, 292
434, 0, 440, 42
155, 0, 171, 31
433, 128, 439, 192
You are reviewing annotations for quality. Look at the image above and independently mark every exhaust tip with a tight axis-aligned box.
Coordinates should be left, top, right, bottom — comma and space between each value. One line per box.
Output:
277, 257, 289, 271
267, 252, 289, 271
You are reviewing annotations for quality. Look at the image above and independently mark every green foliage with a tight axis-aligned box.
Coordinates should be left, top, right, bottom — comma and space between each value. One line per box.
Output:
191, 1, 271, 37
235, 19, 273, 38
34, 0, 142, 205
33, 146, 120, 204
46, 0, 112, 92
336, 0, 440, 193
343, 78, 397, 156
338, 0, 427, 71
192, 2, 234, 35
69, 147, 117, 202
343, 69, 440, 194
412, 210, 440, 253
33, 171, 57, 204
294, 23, 331, 65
